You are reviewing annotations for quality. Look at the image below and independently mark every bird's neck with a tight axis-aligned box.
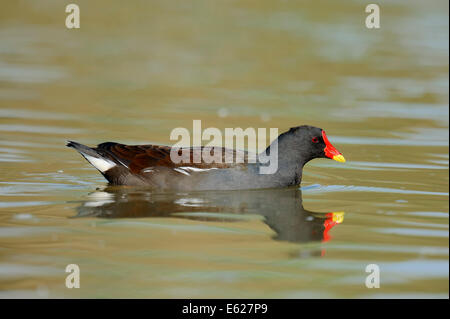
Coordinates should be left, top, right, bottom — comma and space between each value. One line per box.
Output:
257, 135, 308, 186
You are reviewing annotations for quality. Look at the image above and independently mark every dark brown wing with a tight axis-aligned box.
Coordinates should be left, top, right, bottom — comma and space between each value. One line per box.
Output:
95, 142, 250, 174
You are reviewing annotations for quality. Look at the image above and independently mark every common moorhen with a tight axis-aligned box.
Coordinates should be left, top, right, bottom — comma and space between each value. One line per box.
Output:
67, 125, 345, 190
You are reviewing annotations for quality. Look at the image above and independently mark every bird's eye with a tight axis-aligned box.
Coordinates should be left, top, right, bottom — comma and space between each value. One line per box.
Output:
312, 137, 319, 143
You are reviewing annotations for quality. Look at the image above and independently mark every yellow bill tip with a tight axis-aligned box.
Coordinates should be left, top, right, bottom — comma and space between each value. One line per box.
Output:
331, 212, 345, 223
332, 154, 346, 163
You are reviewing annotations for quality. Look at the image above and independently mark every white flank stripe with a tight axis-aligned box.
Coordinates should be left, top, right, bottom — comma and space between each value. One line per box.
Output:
173, 168, 190, 176
179, 167, 218, 172
84, 154, 116, 173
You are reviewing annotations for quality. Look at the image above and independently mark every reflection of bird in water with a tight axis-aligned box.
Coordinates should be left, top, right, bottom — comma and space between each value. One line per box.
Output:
75, 186, 344, 246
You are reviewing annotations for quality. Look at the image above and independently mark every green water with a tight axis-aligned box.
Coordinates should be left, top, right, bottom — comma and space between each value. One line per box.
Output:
0, 0, 448, 298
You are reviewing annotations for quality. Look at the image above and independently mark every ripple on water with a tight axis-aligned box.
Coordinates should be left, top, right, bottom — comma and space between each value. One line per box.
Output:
0, 62, 66, 84
376, 228, 449, 238
302, 184, 449, 196
0, 182, 88, 197
0, 124, 80, 135
406, 212, 449, 218
0, 201, 52, 208
332, 136, 448, 147
0, 226, 63, 238
0, 108, 76, 120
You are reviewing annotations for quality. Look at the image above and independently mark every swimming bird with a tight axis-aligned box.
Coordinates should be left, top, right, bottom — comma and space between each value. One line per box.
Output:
67, 125, 345, 191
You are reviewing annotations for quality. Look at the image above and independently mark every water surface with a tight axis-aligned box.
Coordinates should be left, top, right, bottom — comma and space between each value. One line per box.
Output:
0, 0, 448, 298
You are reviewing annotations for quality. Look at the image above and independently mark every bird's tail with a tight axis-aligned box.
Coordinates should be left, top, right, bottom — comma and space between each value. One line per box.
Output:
66, 141, 116, 173
67, 141, 101, 157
